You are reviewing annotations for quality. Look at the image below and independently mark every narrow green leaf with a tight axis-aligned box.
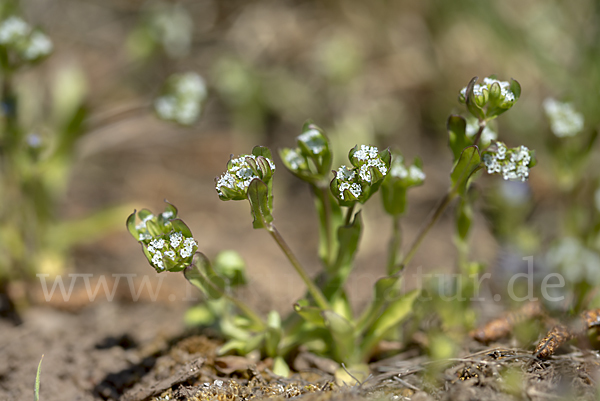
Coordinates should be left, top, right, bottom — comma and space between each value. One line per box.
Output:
34, 354, 43, 401
361, 289, 419, 358
322, 310, 355, 363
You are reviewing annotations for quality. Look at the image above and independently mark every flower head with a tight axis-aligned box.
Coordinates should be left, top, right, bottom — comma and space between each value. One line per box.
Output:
127, 202, 198, 272
154, 72, 207, 126
543, 98, 584, 138
215, 147, 276, 200
331, 145, 391, 205
459, 76, 521, 120
483, 142, 534, 182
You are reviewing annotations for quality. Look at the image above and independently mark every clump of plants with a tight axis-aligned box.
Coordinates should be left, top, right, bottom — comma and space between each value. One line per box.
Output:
128, 75, 535, 377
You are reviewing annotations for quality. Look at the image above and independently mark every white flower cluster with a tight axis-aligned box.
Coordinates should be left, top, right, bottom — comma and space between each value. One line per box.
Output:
0, 16, 53, 60
297, 129, 325, 154
353, 145, 388, 183
466, 117, 497, 145
542, 98, 584, 138
337, 166, 361, 200
0, 16, 28, 44
154, 72, 207, 125
216, 154, 276, 197
283, 149, 305, 170
146, 231, 197, 271
390, 156, 426, 182
483, 142, 531, 182
460, 77, 515, 103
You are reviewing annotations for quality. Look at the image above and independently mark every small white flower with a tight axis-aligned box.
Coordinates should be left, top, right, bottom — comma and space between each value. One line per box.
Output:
150, 238, 165, 249
152, 252, 164, 270
337, 165, 355, 181
354, 145, 379, 161
162, 211, 174, 219
138, 233, 152, 241
359, 164, 372, 182
180, 246, 193, 258
170, 231, 183, 248
183, 237, 197, 248
297, 129, 325, 154
164, 250, 176, 260
349, 183, 362, 198
390, 163, 408, 179
135, 214, 154, 230
408, 165, 425, 181
284, 149, 305, 170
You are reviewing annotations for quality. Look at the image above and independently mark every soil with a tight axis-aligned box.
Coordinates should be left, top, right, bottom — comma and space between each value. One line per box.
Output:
3, 297, 600, 401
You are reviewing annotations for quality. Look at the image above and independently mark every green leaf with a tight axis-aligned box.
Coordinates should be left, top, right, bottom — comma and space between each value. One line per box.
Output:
447, 115, 469, 162
355, 275, 401, 335
34, 355, 43, 401
184, 304, 217, 326
272, 356, 291, 378
322, 310, 356, 363
170, 219, 193, 237
214, 250, 247, 287
265, 310, 282, 357
247, 178, 274, 229
361, 289, 419, 358
293, 300, 325, 327
184, 253, 226, 300
450, 146, 481, 197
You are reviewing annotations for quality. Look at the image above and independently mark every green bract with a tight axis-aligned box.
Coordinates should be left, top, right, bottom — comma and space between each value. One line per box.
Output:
126, 202, 198, 272
459, 76, 521, 121
330, 145, 391, 206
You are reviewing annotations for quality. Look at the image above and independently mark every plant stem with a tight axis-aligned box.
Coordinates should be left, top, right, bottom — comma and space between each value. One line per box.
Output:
344, 203, 356, 226
472, 120, 486, 147
314, 183, 333, 265
268, 225, 331, 310
398, 190, 456, 269
386, 216, 402, 275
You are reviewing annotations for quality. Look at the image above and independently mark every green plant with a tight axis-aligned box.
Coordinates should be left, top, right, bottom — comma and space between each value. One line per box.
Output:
127, 75, 534, 376
34, 354, 43, 401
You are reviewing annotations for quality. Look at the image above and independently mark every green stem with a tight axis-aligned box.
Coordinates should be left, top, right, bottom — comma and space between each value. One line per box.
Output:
472, 120, 486, 147
313, 183, 334, 266
344, 203, 356, 226
398, 190, 456, 268
386, 216, 402, 275
268, 225, 331, 311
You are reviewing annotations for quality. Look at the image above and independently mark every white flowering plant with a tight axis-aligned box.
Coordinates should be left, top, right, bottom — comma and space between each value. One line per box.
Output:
127, 75, 542, 377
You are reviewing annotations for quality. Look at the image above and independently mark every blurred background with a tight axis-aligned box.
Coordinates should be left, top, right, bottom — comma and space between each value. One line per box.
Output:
3, 0, 600, 313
